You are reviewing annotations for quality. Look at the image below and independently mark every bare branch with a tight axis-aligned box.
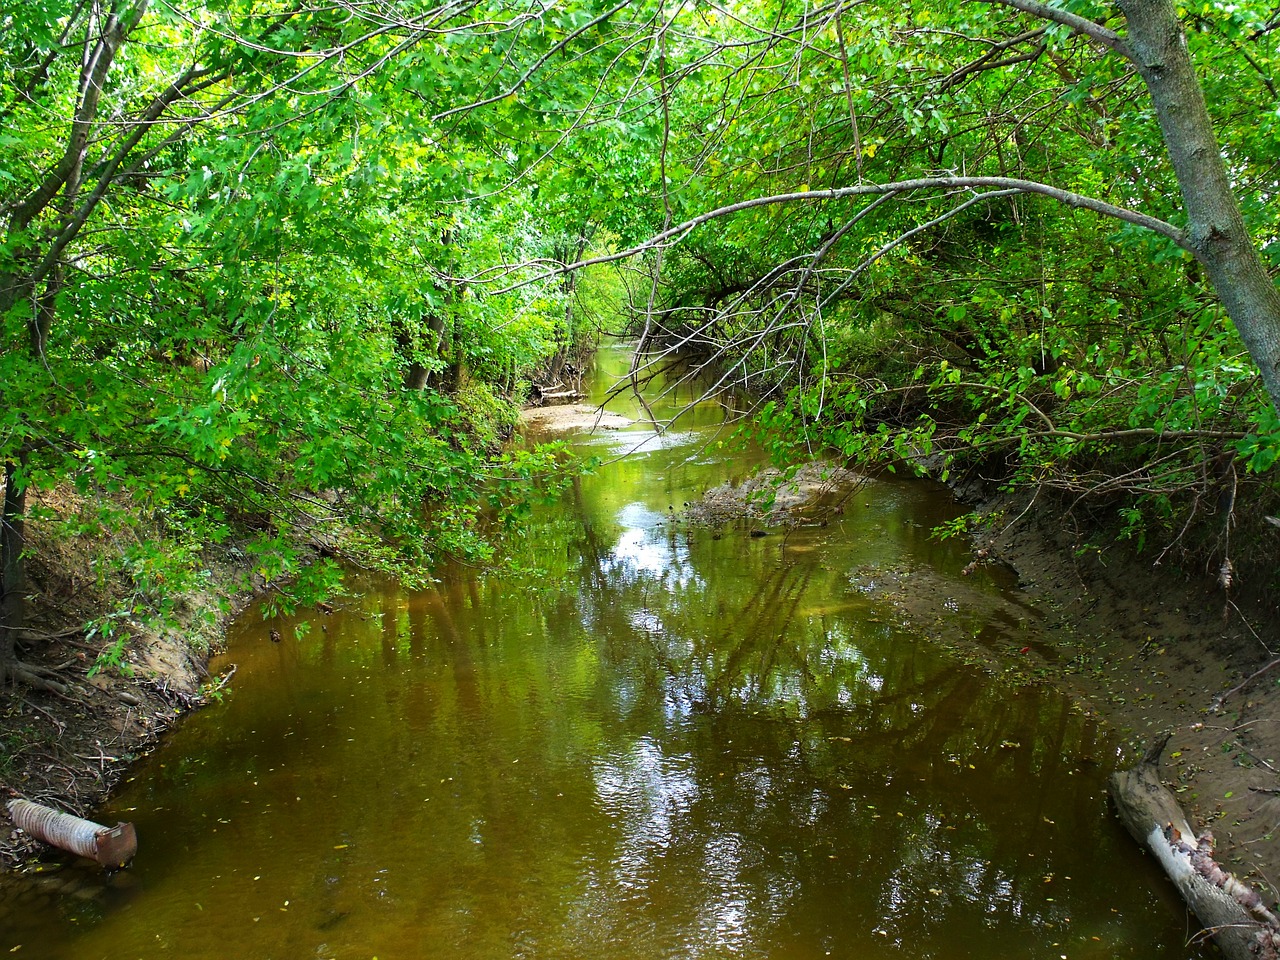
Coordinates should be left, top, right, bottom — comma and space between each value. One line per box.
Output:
488, 176, 1187, 293
983, 0, 1136, 63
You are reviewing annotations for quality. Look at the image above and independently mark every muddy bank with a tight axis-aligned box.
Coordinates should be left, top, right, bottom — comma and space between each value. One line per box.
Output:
520, 402, 633, 434
980, 494, 1280, 906
684, 462, 864, 526
682, 464, 1280, 916
0, 490, 258, 870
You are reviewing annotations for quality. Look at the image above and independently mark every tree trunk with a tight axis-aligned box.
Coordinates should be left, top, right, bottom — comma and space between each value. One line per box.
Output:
1119, 0, 1280, 411
0, 455, 28, 686
1111, 755, 1280, 960
421, 312, 448, 388
394, 311, 446, 392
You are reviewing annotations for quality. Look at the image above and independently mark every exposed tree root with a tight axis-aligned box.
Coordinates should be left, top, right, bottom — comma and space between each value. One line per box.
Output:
7, 663, 75, 698
1212, 657, 1280, 713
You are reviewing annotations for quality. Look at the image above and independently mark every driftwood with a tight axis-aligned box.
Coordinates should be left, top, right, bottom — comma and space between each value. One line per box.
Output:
531, 381, 584, 405
533, 388, 583, 405
1111, 743, 1280, 960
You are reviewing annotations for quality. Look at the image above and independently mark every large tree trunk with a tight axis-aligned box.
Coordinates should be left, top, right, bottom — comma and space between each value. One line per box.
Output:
1119, 0, 1280, 411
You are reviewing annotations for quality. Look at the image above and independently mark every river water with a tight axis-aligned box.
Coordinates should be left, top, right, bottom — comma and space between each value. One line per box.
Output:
3, 346, 1200, 958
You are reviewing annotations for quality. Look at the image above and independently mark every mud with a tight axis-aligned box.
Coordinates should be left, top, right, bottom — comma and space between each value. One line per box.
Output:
983, 497, 1280, 905
683, 462, 865, 526
520, 402, 633, 434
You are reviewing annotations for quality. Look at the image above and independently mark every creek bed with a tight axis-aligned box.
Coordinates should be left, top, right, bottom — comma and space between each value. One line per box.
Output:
1, 347, 1202, 958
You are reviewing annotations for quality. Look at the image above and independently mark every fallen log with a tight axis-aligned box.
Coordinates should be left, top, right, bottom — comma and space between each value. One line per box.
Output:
534, 388, 583, 405
1110, 744, 1280, 960
530, 381, 584, 406
7, 799, 136, 869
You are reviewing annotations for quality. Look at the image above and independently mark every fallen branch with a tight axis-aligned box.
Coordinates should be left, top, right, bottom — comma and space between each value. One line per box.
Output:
534, 388, 583, 404
205, 664, 237, 696
1211, 656, 1280, 712
1111, 739, 1280, 960
17, 626, 87, 642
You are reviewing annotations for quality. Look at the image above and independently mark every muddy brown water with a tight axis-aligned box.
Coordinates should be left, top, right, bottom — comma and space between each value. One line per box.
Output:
2, 347, 1204, 958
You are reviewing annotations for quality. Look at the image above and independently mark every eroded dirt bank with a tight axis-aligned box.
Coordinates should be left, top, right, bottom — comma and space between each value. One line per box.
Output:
984, 496, 1280, 903
0, 490, 256, 870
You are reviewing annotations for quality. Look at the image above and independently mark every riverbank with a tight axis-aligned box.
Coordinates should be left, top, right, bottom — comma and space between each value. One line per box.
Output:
0, 488, 259, 870
5, 447, 1279, 934
978, 490, 1280, 906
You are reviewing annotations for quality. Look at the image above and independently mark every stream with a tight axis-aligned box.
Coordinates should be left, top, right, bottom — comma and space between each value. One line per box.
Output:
2, 346, 1201, 958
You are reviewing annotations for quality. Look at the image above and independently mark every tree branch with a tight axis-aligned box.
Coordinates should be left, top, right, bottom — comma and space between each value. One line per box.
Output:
9, 0, 151, 233
491, 176, 1187, 292
983, 0, 1136, 63
27, 64, 226, 290
432, 0, 632, 121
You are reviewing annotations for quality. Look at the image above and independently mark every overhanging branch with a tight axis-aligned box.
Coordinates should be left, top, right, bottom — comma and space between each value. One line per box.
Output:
983, 0, 1136, 63
490, 176, 1187, 292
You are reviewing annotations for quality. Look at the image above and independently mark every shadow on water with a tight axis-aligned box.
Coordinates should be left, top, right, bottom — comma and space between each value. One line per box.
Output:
1, 345, 1204, 958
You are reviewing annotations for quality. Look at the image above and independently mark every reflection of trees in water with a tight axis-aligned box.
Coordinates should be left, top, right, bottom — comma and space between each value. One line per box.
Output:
572, 690, 1112, 957
573, 531, 1101, 788
272, 549, 1128, 958
557, 540, 1119, 953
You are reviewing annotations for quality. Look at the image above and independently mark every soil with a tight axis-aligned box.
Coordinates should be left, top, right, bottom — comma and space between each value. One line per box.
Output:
0, 488, 257, 870
682, 465, 1280, 912
982, 495, 1280, 902
520, 402, 634, 434
683, 462, 866, 526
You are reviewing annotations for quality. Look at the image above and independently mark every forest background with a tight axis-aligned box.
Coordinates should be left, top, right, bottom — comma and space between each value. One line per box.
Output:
3, 0, 1280, 693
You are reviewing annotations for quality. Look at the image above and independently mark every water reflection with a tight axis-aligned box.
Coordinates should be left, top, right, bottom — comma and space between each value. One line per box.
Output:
0, 347, 1200, 959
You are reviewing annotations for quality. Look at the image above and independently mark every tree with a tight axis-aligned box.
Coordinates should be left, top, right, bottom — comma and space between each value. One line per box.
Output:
507, 1, 1279, 543
0, 0, 657, 686
997, 0, 1280, 413
6, 0, 1277, 685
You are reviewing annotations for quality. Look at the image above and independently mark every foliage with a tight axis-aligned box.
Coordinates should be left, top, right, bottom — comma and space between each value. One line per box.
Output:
3, 0, 1280, 682
0, 0, 663, 675
624, 0, 1280, 578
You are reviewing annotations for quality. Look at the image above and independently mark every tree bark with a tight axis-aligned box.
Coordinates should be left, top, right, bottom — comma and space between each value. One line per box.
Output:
1117, 0, 1280, 411
1111, 757, 1280, 960
0, 456, 28, 686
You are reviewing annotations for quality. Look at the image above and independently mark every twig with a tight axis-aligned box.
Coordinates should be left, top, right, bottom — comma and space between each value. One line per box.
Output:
1212, 657, 1280, 713
207, 664, 237, 695
1233, 743, 1280, 776
1225, 597, 1272, 657
18, 697, 65, 734
73, 749, 119, 769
